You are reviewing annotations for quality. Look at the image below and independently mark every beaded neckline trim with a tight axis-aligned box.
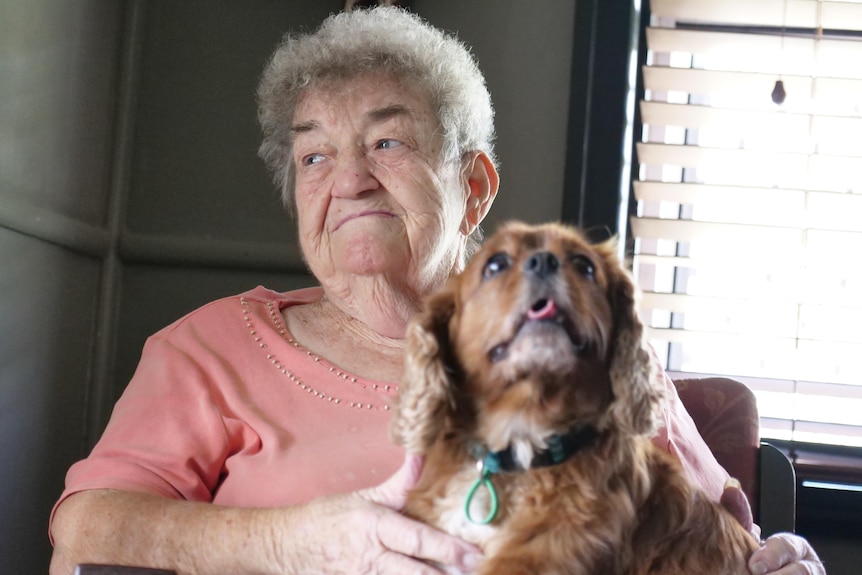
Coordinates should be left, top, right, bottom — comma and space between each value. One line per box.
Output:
240, 296, 396, 412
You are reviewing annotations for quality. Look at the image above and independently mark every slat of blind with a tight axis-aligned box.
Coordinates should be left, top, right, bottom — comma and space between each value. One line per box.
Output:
634, 182, 806, 226
646, 326, 862, 348
658, 334, 862, 386
824, 2, 862, 32
635, 252, 862, 307
646, 28, 862, 80
642, 65, 810, 96
635, 142, 812, 168
633, 183, 862, 232
634, 219, 862, 255
807, 192, 862, 230
815, 116, 862, 156
647, 26, 786, 55
792, 422, 862, 447
817, 38, 862, 79
647, 326, 799, 345
800, 305, 862, 341
633, 181, 806, 205
640, 89, 862, 168
634, 252, 862, 280
642, 290, 862, 315
629, 216, 803, 244
634, 253, 697, 267
650, 0, 802, 27
642, 291, 801, 312
649, 0, 862, 31
642, 66, 862, 106
797, 381, 862, 401
639, 100, 812, 131
640, 100, 862, 156
807, 156, 862, 192
637, 143, 862, 191
808, 228, 862, 255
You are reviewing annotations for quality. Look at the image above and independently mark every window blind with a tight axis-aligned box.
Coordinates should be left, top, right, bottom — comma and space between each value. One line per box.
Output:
633, 0, 862, 447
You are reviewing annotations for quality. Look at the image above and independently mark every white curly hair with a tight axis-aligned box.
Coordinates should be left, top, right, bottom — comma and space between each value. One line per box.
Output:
256, 7, 497, 250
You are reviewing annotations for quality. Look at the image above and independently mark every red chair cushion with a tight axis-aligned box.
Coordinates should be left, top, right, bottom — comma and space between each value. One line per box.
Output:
673, 377, 760, 509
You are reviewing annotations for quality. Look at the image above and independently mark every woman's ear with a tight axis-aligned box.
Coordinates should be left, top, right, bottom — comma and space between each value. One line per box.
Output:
460, 151, 499, 235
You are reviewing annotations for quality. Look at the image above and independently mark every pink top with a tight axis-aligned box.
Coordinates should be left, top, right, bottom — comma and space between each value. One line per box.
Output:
52, 286, 728, 528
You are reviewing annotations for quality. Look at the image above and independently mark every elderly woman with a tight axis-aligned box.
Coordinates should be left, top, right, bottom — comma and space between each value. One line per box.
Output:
49, 7, 823, 575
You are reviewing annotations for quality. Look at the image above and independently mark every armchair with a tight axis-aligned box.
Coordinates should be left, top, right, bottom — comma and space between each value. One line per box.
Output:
673, 376, 796, 536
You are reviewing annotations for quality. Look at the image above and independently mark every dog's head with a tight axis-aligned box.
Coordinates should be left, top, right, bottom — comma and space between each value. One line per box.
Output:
392, 221, 663, 459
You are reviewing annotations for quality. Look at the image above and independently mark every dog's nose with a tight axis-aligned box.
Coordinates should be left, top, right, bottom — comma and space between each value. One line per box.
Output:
524, 251, 559, 278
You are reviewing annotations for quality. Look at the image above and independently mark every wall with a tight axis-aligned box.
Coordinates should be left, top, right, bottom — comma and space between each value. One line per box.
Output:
1, 1, 123, 571
413, 1, 576, 232
0, 1, 578, 572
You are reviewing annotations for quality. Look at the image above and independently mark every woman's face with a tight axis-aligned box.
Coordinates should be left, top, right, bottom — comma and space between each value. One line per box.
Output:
291, 73, 468, 298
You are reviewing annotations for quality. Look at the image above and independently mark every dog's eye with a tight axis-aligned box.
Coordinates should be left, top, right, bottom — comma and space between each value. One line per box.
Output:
483, 252, 511, 279
570, 254, 596, 280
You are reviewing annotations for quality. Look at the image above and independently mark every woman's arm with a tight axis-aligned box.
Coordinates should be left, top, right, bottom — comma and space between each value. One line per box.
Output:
50, 489, 284, 574
50, 455, 482, 575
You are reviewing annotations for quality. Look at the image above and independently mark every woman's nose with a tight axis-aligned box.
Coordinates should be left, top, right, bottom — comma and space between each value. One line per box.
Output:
331, 150, 380, 198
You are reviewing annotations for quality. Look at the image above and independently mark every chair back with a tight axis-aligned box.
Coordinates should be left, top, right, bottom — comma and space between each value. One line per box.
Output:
672, 377, 760, 509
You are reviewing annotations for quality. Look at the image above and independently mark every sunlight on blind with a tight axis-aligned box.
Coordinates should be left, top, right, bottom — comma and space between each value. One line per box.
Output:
635, 0, 862, 447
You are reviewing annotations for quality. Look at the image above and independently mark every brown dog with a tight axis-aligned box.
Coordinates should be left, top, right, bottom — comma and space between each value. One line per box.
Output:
391, 221, 758, 574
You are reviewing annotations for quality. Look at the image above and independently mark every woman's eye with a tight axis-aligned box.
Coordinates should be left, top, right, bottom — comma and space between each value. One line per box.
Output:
375, 139, 403, 151
483, 253, 511, 279
570, 254, 596, 280
302, 153, 325, 166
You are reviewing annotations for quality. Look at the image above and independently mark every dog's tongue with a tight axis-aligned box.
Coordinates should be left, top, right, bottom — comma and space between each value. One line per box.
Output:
527, 298, 558, 320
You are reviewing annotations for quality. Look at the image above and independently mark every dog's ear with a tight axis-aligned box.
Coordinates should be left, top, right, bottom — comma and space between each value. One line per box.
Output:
390, 284, 461, 454
599, 239, 665, 436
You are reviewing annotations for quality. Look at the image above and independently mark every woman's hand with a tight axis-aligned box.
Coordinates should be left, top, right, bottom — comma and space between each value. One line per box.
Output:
282, 453, 483, 574
719, 479, 758, 538
748, 534, 826, 575
720, 482, 826, 575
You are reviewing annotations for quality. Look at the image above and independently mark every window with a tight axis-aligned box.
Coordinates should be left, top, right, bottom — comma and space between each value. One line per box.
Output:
633, 0, 862, 449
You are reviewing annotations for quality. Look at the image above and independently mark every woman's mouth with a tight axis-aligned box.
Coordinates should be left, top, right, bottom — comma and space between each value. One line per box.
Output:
333, 210, 397, 232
